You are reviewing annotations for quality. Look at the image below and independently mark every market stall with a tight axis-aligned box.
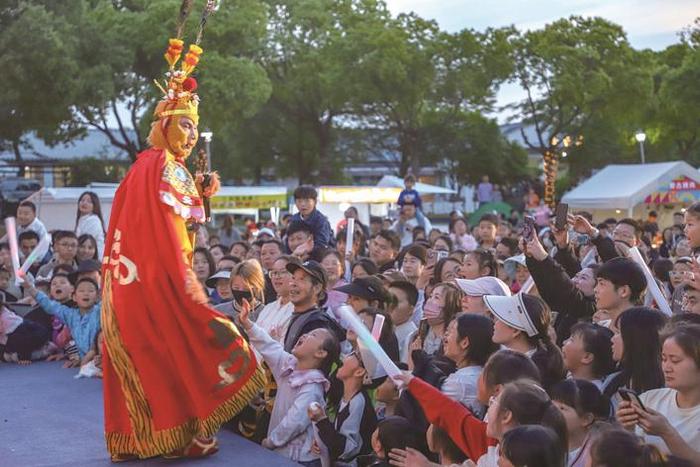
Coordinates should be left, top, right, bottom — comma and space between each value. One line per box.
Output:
561, 161, 699, 224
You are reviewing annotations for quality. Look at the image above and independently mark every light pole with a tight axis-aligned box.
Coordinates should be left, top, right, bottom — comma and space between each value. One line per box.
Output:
635, 130, 646, 164
200, 130, 213, 170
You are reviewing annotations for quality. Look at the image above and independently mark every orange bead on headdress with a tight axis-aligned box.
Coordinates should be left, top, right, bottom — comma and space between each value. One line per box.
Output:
151, 0, 220, 127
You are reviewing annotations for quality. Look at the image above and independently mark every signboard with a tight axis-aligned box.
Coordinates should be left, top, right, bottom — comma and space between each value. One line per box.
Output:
210, 193, 287, 210
645, 176, 700, 205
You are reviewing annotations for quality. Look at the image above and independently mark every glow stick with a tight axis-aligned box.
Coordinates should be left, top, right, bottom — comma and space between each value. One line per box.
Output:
371, 313, 385, 341
337, 304, 401, 378
4, 217, 21, 283
344, 218, 354, 283
17, 235, 50, 278
629, 247, 672, 317
520, 276, 535, 294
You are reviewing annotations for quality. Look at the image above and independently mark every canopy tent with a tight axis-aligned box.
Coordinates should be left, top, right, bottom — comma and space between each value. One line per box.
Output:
376, 175, 456, 195
561, 161, 699, 223
26, 185, 288, 231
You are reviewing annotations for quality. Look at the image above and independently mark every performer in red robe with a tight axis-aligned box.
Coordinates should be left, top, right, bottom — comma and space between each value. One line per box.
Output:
101, 31, 265, 462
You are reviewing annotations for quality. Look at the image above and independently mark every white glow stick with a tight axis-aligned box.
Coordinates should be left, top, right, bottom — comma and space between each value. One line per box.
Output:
17, 235, 50, 278
629, 247, 672, 317
337, 304, 401, 378
371, 313, 385, 341
4, 218, 21, 283
520, 276, 535, 294
344, 218, 354, 283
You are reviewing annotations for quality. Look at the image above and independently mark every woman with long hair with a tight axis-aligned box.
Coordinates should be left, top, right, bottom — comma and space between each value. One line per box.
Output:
192, 247, 216, 290
77, 234, 99, 262
75, 191, 105, 258
486, 293, 566, 389
441, 313, 499, 418
606, 307, 666, 402
616, 324, 700, 464
409, 282, 461, 359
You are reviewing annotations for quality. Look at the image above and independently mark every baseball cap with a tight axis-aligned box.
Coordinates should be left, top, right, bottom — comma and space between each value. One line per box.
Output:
505, 254, 527, 267
334, 276, 387, 302
455, 276, 511, 297
287, 260, 327, 288
257, 227, 275, 239
483, 293, 538, 337
205, 269, 231, 288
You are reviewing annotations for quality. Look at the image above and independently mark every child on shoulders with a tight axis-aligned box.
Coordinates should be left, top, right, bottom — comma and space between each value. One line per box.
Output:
397, 175, 422, 211
239, 299, 340, 466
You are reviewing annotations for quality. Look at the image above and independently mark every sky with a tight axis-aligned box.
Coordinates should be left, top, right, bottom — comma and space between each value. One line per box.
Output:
385, 0, 700, 121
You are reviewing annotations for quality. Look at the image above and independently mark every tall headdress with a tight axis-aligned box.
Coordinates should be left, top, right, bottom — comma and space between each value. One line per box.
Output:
152, 1, 221, 126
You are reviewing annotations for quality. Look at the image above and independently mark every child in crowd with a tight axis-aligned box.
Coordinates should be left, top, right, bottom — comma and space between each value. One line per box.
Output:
360, 416, 427, 467
25, 276, 101, 361
0, 303, 51, 364
309, 351, 378, 465
0, 266, 18, 302
239, 298, 339, 466
291, 185, 334, 249
16, 200, 48, 241
397, 174, 422, 211
550, 379, 611, 467
498, 425, 566, 467
561, 323, 615, 388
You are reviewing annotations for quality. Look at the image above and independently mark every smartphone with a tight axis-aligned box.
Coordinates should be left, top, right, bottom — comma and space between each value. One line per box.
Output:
426, 248, 437, 267
577, 234, 590, 246
522, 215, 536, 242
618, 388, 646, 411
554, 203, 569, 230
436, 250, 449, 262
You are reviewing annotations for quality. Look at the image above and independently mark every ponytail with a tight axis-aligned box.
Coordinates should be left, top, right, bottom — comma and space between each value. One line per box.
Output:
521, 295, 566, 389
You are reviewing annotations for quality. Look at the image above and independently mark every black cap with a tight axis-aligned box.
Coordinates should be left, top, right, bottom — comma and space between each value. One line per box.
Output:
286, 260, 327, 289
334, 276, 387, 302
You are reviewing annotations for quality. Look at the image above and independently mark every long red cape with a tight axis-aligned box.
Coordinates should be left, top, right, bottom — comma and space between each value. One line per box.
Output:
101, 148, 264, 458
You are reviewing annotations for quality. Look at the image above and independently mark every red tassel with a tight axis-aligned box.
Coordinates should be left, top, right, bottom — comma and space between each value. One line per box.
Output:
183, 77, 198, 92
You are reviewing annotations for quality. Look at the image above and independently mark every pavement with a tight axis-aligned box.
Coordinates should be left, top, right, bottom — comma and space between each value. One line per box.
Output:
1, 361, 299, 467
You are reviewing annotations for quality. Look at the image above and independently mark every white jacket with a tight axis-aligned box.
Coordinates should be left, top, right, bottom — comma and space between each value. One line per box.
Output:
248, 323, 328, 463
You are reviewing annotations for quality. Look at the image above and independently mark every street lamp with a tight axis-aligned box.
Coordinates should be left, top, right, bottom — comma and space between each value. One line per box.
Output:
635, 130, 646, 164
200, 130, 213, 170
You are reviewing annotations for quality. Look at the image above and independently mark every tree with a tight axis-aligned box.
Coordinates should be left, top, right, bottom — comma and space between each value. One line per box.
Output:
510, 16, 653, 203
0, 2, 82, 173
348, 13, 514, 175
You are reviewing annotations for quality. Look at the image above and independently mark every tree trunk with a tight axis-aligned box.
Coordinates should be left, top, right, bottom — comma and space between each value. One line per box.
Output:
317, 119, 333, 181
11, 139, 24, 177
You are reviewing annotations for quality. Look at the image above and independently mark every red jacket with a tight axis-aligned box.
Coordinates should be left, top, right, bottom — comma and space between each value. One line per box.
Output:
407, 377, 497, 461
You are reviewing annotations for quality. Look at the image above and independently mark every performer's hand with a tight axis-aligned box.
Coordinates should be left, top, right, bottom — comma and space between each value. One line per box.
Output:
239, 298, 253, 331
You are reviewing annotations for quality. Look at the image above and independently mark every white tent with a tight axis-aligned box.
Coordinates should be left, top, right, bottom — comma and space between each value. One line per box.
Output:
561, 161, 700, 222
27, 185, 288, 231
376, 175, 456, 194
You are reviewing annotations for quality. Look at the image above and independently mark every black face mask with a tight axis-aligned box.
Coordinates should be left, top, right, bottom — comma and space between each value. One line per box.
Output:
231, 289, 253, 305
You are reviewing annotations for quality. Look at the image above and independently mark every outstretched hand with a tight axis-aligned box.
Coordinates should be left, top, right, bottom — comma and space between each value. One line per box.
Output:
239, 298, 253, 331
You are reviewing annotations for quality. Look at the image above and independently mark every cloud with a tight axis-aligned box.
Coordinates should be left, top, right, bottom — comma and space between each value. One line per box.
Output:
385, 0, 699, 49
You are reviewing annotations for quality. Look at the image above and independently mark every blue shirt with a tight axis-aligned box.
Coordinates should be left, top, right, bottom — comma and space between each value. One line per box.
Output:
36, 292, 101, 358
290, 209, 334, 249
398, 189, 422, 209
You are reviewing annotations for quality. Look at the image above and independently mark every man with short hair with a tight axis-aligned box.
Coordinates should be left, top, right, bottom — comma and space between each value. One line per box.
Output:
495, 237, 519, 261
19, 231, 46, 277
391, 202, 431, 248
283, 260, 343, 352
16, 201, 48, 241
573, 215, 641, 262
399, 244, 426, 285
369, 230, 400, 273
37, 231, 79, 279
388, 280, 419, 363
291, 185, 333, 248
593, 257, 647, 329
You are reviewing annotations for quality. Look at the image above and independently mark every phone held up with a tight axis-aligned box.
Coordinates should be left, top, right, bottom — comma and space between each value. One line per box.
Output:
555, 203, 569, 231
522, 215, 536, 242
